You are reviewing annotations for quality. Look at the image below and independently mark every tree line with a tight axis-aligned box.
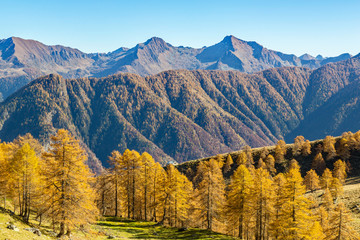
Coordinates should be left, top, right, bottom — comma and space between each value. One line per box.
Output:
0, 129, 360, 239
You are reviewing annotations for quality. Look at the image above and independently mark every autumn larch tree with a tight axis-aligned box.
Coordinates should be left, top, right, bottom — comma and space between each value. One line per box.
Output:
162, 164, 192, 227
323, 136, 337, 160
333, 160, 347, 184
7, 143, 42, 222
326, 203, 359, 240
226, 164, 254, 238
223, 154, 233, 174
108, 150, 123, 217
194, 158, 226, 231
321, 168, 333, 189
312, 152, 326, 174
253, 167, 274, 240
274, 140, 286, 163
279, 165, 313, 239
43, 129, 98, 237
304, 169, 320, 193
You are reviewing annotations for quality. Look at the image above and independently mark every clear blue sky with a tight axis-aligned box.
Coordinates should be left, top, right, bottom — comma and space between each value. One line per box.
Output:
2, 0, 360, 57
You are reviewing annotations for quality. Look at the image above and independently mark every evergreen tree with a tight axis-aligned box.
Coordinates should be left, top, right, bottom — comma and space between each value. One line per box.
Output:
43, 129, 98, 237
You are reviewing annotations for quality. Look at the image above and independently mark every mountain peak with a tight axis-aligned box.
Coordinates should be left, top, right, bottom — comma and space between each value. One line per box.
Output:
144, 37, 167, 46
299, 53, 315, 61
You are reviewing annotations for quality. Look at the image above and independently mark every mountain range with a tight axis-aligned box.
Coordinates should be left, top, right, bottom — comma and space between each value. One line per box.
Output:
0, 35, 353, 101
0, 53, 360, 171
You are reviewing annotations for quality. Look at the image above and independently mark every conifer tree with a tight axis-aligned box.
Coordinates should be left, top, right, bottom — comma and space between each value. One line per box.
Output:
162, 164, 192, 227
317, 206, 330, 234
330, 178, 344, 200
312, 152, 326, 174
309, 221, 326, 240
236, 152, 247, 165
108, 150, 122, 217
223, 154, 233, 174
257, 158, 267, 169
0, 142, 9, 209
293, 136, 305, 156
226, 165, 254, 238
269, 173, 286, 239
150, 162, 166, 222
321, 168, 333, 189
140, 152, 156, 221
274, 140, 286, 163
194, 159, 226, 231
95, 171, 113, 216
43, 129, 98, 237
265, 154, 276, 175
7, 143, 41, 222
333, 160, 347, 184
327, 203, 359, 240
323, 136, 337, 160
322, 188, 334, 210
253, 168, 274, 240
116, 149, 142, 219
279, 166, 313, 239
304, 169, 320, 193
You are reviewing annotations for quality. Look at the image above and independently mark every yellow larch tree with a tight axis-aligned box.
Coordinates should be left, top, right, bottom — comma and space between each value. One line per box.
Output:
94, 171, 114, 216
278, 166, 313, 239
304, 169, 320, 193
321, 168, 333, 189
323, 136, 337, 160
150, 162, 166, 222
226, 164, 254, 238
275, 140, 286, 163
193, 158, 226, 231
269, 173, 286, 239
253, 167, 274, 240
140, 152, 156, 221
326, 203, 359, 240
312, 152, 326, 175
117, 149, 142, 219
223, 154, 233, 174
108, 150, 123, 217
162, 164, 192, 227
7, 143, 42, 222
322, 188, 334, 211
265, 154, 276, 175
309, 221, 326, 240
333, 160, 347, 184
42, 129, 98, 237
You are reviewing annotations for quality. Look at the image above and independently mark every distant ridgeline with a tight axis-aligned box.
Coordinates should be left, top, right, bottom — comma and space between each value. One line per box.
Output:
177, 131, 360, 179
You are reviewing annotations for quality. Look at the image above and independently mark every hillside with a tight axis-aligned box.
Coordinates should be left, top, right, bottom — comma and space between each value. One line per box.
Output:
0, 35, 353, 100
0, 55, 360, 168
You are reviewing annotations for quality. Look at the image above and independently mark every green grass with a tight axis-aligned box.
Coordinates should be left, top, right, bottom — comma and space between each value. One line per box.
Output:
0, 211, 53, 240
0, 210, 237, 240
92, 216, 237, 240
